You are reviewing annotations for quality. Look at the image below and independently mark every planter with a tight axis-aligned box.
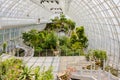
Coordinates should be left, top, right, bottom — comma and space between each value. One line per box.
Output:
53, 50, 60, 56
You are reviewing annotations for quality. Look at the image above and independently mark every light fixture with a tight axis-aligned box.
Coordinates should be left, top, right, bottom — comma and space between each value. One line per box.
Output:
40, 0, 45, 4
60, 8, 62, 11
55, 0, 59, 4
51, 1, 53, 3
46, 0, 49, 3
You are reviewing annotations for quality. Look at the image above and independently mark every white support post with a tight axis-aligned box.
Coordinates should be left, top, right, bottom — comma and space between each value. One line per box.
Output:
80, 66, 83, 75
90, 57, 92, 76
9, 29, 11, 53
108, 70, 111, 80
103, 59, 105, 71
94, 59, 95, 70
3, 29, 5, 42
98, 69, 101, 80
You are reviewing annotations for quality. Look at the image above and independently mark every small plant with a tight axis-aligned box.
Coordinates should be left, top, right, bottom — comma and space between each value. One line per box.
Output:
2, 42, 7, 53
19, 66, 32, 80
105, 66, 118, 77
85, 49, 107, 69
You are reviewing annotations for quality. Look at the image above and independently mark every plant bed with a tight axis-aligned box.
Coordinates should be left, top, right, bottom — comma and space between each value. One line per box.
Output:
105, 66, 118, 77
22, 15, 88, 57
0, 58, 54, 80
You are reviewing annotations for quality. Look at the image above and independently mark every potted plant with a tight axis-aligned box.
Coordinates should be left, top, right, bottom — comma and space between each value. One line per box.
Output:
57, 67, 76, 80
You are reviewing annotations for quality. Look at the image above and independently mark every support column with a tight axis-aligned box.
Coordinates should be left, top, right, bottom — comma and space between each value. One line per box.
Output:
98, 69, 101, 80
108, 70, 111, 80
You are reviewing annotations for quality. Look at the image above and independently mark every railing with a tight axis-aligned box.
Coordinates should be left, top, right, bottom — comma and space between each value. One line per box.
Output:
32, 49, 85, 57
70, 69, 119, 80
66, 61, 120, 80
16, 43, 34, 57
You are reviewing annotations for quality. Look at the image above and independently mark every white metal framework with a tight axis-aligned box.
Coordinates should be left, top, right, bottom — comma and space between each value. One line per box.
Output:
0, 0, 120, 68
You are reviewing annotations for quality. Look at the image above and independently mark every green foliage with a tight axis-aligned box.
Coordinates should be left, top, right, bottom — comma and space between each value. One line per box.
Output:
34, 66, 40, 80
44, 31, 58, 49
93, 50, 107, 61
66, 19, 76, 30
85, 49, 107, 69
2, 42, 7, 53
70, 31, 78, 44
71, 42, 81, 50
22, 29, 39, 48
76, 26, 88, 48
69, 26, 88, 55
46, 14, 76, 35
19, 66, 32, 80
105, 66, 118, 77
0, 58, 54, 80
22, 15, 89, 56
0, 58, 23, 80
59, 36, 70, 47
60, 45, 69, 56
85, 50, 94, 61
86, 49, 107, 61
22, 30, 58, 56
39, 67, 54, 80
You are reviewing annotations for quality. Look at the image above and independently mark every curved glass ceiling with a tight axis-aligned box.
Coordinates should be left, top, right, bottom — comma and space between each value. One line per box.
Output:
0, 0, 120, 67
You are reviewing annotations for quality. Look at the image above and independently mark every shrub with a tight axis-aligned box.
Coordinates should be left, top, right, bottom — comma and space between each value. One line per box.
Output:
105, 66, 118, 77
0, 58, 54, 80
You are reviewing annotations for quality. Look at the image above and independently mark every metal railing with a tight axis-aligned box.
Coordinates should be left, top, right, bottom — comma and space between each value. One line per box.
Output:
16, 43, 34, 57
32, 49, 85, 57
66, 61, 120, 80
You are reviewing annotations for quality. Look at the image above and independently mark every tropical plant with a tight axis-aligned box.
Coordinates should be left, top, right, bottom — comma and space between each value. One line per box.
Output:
34, 66, 40, 80
93, 50, 107, 61
76, 26, 88, 48
0, 58, 54, 80
39, 66, 54, 80
85, 49, 107, 69
44, 31, 58, 50
70, 31, 78, 44
105, 66, 118, 77
59, 36, 70, 47
22, 29, 39, 48
0, 58, 23, 80
47, 14, 76, 36
22, 15, 89, 57
69, 26, 88, 55
19, 66, 32, 80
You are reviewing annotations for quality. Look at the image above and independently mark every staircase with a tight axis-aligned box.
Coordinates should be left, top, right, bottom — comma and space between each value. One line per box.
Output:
16, 43, 34, 57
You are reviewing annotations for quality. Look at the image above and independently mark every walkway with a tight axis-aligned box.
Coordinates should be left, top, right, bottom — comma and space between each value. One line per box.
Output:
0, 54, 119, 80
59, 56, 119, 80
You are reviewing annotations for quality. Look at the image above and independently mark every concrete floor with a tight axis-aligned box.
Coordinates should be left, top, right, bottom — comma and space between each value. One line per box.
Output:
59, 56, 87, 72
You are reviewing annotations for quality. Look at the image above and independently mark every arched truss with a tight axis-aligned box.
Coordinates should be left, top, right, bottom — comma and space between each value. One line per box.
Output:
66, 0, 120, 68
0, 0, 53, 19
0, 0, 120, 67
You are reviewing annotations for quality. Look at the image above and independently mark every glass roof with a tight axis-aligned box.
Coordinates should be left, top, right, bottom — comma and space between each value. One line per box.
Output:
0, 0, 120, 66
